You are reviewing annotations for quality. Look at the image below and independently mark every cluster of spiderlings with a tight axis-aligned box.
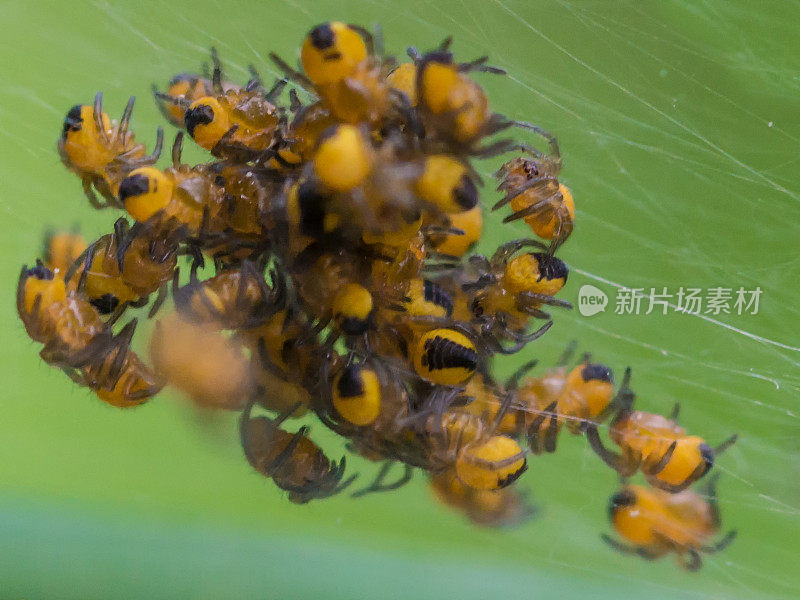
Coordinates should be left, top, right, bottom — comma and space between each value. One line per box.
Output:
17, 22, 738, 570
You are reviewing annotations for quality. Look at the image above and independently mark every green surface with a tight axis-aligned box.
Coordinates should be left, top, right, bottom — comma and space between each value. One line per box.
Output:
1, 1, 799, 598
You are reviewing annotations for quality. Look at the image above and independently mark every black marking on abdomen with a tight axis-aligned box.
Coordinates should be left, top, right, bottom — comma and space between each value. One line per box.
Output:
422, 335, 477, 372
423, 279, 453, 317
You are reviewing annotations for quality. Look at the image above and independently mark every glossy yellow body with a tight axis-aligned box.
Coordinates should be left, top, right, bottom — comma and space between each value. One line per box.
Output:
62, 105, 114, 172
387, 63, 418, 105
655, 436, 708, 487
516, 360, 614, 437
504, 253, 567, 297
528, 183, 575, 239
415, 155, 477, 213
611, 485, 715, 551
456, 435, 526, 490
413, 328, 477, 386
558, 365, 614, 430
420, 60, 489, 142
433, 205, 482, 257
612, 411, 711, 486
332, 283, 374, 334
186, 93, 280, 153
23, 272, 67, 317
403, 278, 452, 319
186, 97, 231, 149
313, 125, 372, 191
332, 364, 381, 426
301, 22, 368, 86
120, 167, 174, 222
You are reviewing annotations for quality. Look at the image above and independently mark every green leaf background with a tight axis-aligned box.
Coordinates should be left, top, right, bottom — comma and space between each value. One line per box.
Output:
0, 1, 797, 598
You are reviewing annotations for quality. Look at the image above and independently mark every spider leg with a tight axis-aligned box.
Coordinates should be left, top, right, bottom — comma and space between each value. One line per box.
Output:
107, 318, 138, 381
608, 367, 635, 414
330, 459, 358, 495
115, 221, 136, 272
115, 96, 136, 143
210, 47, 224, 94
75, 241, 98, 293
644, 441, 678, 476
255, 338, 291, 380
668, 402, 681, 423
543, 405, 560, 453
585, 423, 629, 474
150, 127, 165, 163
513, 122, 561, 159
437, 36, 453, 51
527, 401, 558, 454
713, 434, 738, 455
93, 91, 109, 143
703, 473, 723, 528
105, 299, 131, 326
147, 282, 169, 319
491, 238, 549, 265
64, 240, 96, 287
351, 462, 413, 498
458, 55, 505, 75
492, 176, 554, 209
269, 52, 314, 89
468, 449, 528, 470
346, 23, 375, 55
264, 77, 287, 103
650, 461, 707, 493
505, 359, 538, 391
557, 340, 578, 367
679, 549, 703, 572
82, 178, 108, 210
504, 320, 554, 352
517, 292, 573, 311
470, 138, 518, 159
245, 64, 264, 92
601, 534, 638, 556
171, 131, 185, 166
502, 192, 561, 224
701, 530, 737, 555
287, 88, 303, 112
265, 428, 308, 477
127, 380, 164, 401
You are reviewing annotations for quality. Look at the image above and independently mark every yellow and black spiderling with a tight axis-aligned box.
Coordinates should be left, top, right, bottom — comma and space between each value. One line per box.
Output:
331, 362, 382, 426
413, 328, 478, 386
403, 278, 454, 319
327, 281, 374, 337
13, 20, 742, 565
240, 401, 354, 503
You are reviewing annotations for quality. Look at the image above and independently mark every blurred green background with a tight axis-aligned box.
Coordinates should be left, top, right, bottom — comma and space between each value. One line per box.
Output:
1, 0, 799, 598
